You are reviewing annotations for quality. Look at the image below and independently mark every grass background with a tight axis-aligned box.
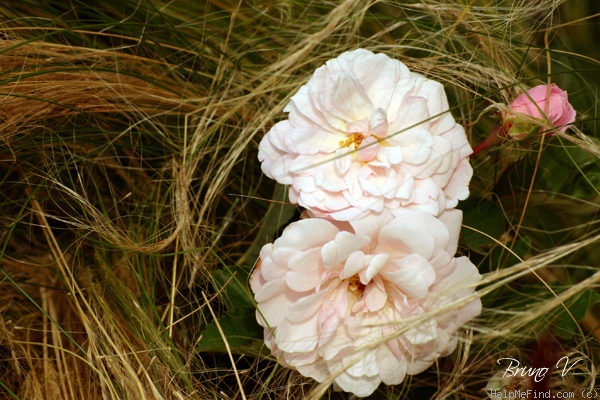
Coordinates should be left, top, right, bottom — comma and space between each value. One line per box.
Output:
0, 0, 598, 399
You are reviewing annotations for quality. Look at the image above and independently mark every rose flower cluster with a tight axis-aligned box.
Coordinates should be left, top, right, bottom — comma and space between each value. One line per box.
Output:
251, 49, 482, 397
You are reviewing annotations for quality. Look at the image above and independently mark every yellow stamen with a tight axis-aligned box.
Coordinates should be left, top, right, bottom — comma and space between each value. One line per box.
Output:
339, 132, 365, 149
347, 275, 366, 297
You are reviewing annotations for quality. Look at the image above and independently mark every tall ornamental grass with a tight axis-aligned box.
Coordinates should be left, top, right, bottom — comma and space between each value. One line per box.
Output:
0, 1, 598, 399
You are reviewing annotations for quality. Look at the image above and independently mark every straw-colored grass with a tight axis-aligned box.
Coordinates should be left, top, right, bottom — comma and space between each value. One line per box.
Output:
0, 0, 598, 399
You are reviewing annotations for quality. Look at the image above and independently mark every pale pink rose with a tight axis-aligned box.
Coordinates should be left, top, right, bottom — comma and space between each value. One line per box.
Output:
505, 83, 576, 139
471, 83, 576, 156
250, 209, 482, 397
258, 49, 473, 220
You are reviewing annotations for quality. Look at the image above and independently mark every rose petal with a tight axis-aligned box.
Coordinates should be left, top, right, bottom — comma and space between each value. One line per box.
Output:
384, 254, 436, 298
321, 231, 370, 268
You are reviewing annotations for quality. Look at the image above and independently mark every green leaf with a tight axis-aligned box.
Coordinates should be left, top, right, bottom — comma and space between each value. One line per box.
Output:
212, 266, 255, 312
460, 197, 505, 254
537, 141, 600, 199
553, 289, 600, 338
237, 183, 297, 267
483, 236, 532, 271
196, 310, 264, 355
198, 266, 264, 354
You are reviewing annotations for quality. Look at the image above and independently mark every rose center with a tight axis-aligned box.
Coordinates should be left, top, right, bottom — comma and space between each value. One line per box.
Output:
347, 275, 366, 297
339, 132, 365, 149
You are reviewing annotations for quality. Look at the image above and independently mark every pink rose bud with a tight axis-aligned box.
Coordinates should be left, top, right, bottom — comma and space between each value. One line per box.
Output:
504, 83, 576, 139
471, 83, 576, 157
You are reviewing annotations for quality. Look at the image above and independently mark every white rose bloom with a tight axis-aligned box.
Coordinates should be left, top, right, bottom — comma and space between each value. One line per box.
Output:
250, 209, 482, 397
258, 49, 473, 221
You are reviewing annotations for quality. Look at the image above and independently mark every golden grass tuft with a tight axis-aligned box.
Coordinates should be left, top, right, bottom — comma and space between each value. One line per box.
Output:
0, 0, 598, 399
0, 40, 201, 147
